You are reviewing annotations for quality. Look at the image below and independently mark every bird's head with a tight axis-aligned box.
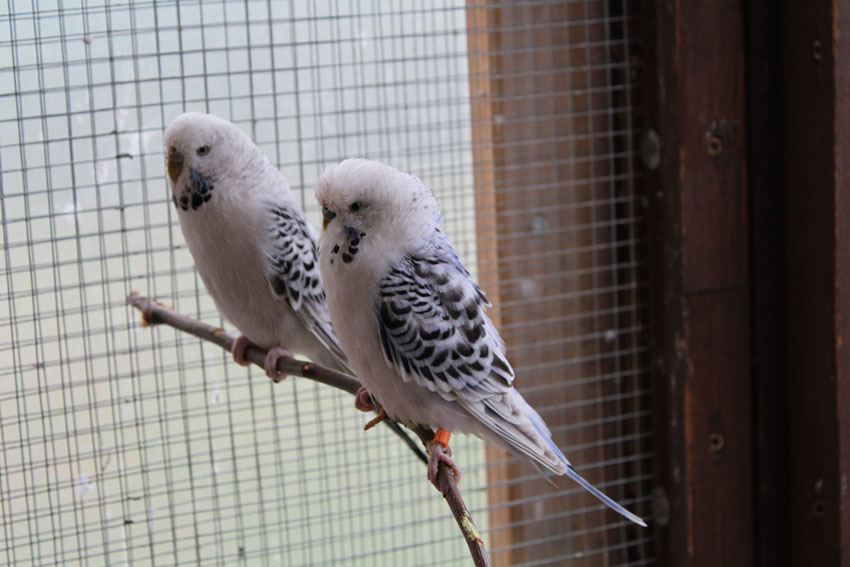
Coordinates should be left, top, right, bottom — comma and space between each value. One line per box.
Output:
315, 159, 440, 246
162, 112, 251, 211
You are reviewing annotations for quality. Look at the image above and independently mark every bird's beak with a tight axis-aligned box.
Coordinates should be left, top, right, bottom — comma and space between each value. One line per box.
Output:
167, 148, 184, 183
322, 205, 336, 230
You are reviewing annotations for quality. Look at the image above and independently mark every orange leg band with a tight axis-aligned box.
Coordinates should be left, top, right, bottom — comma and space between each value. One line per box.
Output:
433, 429, 451, 448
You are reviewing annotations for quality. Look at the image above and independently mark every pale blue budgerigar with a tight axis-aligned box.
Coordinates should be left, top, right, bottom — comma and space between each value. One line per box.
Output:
315, 158, 646, 527
162, 114, 426, 461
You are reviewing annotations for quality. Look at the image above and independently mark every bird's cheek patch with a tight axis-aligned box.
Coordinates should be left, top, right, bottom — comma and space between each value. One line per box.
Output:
340, 226, 365, 263
173, 170, 215, 211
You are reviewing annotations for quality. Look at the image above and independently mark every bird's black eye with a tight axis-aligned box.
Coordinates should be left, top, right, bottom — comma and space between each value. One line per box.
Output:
197, 145, 210, 156
349, 201, 361, 212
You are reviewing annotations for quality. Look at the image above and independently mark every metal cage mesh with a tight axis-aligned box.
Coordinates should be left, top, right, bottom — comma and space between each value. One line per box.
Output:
0, 1, 654, 565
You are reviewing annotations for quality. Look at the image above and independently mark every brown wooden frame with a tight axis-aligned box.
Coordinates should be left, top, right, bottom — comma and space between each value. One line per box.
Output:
467, 0, 850, 565
782, 2, 850, 566
645, 0, 850, 565
468, 1, 652, 564
643, 0, 753, 565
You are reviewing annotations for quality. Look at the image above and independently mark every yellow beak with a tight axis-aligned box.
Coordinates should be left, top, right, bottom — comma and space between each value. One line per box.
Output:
321, 205, 336, 230
167, 150, 184, 183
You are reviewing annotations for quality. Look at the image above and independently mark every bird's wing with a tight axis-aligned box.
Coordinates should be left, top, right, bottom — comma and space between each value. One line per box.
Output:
377, 233, 515, 403
262, 202, 348, 364
377, 233, 576, 473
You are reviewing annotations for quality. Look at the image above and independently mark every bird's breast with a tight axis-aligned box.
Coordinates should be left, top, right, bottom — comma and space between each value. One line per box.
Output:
177, 191, 303, 349
318, 237, 469, 430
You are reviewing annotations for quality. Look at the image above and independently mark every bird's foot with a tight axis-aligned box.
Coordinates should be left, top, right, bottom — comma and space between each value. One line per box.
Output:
355, 387, 387, 431
231, 335, 253, 366
354, 386, 375, 412
363, 408, 387, 431
264, 346, 294, 382
427, 429, 461, 491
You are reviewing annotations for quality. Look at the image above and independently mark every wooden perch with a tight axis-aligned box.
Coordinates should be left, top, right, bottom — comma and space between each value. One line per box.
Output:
127, 292, 489, 567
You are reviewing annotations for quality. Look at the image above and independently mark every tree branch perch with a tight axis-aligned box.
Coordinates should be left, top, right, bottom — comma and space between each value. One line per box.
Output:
127, 292, 489, 567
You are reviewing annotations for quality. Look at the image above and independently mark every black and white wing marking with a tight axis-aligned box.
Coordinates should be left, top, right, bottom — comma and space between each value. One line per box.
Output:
378, 235, 514, 403
263, 203, 348, 363
379, 234, 580, 478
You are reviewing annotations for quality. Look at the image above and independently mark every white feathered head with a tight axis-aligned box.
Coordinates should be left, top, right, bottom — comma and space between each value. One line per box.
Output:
315, 159, 441, 246
163, 112, 260, 211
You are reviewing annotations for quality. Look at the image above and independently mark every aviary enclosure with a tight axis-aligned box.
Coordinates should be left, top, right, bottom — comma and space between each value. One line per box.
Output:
8, 0, 847, 566
1, 1, 653, 564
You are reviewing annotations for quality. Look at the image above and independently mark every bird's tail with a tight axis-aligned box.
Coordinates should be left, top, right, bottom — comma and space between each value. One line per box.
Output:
313, 348, 353, 375
526, 408, 648, 528
562, 464, 647, 527
472, 391, 647, 527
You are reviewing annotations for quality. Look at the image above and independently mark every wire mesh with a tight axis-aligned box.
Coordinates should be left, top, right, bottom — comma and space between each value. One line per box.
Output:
0, 1, 655, 565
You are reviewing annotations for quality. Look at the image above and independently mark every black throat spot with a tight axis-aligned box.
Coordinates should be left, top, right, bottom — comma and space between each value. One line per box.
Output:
174, 169, 215, 211
340, 226, 363, 262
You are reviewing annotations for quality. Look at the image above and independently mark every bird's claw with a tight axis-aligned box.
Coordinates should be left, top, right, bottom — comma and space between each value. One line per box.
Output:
427, 441, 461, 491
356, 388, 389, 431
231, 335, 253, 367
264, 346, 293, 382
363, 408, 387, 430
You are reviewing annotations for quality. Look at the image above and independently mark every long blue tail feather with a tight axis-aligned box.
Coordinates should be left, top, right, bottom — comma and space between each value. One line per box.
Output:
528, 409, 647, 527
564, 465, 648, 527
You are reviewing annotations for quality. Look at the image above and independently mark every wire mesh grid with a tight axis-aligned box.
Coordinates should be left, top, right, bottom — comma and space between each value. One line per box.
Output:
0, 0, 654, 565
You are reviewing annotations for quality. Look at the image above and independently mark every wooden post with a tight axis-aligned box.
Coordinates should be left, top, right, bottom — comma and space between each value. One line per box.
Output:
644, 0, 753, 565
466, 4, 518, 565
782, 2, 850, 565
467, 1, 650, 564
746, 0, 788, 564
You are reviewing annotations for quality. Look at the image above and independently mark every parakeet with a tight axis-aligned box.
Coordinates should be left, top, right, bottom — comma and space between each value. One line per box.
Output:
163, 112, 350, 377
315, 158, 646, 527
162, 114, 426, 462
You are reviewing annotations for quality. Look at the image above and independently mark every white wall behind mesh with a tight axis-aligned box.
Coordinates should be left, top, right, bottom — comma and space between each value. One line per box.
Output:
1, 2, 483, 566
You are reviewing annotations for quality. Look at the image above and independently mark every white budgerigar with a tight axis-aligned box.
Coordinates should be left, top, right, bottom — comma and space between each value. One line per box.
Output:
315, 158, 646, 527
163, 112, 350, 377
162, 114, 428, 461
